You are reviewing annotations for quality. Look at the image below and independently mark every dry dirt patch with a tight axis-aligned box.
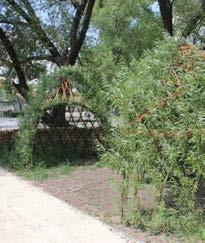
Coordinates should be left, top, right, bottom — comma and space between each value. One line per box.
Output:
35, 167, 121, 223
34, 166, 182, 243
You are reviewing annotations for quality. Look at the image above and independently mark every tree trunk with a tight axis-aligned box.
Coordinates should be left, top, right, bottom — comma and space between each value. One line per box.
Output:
52, 104, 67, 127
158, 0, 173, 36
0, 27, 29, 100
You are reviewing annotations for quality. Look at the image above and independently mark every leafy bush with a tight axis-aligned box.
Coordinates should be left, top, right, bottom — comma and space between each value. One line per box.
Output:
101, 38, 205, 233
14, 67, 84, 168
0, 143, 18, 168
3, 111, 24, 118
14, 62, 114, 168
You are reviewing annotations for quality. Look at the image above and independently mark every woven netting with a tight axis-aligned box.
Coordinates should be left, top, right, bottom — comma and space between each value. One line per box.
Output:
33, 79, 104, 159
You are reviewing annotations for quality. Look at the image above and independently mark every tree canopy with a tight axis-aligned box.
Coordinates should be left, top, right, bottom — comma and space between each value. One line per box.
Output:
0, 0, 96, 98
1, 0, 205, 100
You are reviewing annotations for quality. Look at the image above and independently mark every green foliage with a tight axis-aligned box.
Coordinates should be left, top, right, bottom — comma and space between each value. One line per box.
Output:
2, 0, 205, 237
0, 143, 19, 169
174, 0, 205, 39
14, 67, 83, 168
101, 38, 205, 234
14, 63, 113, 168
17, 163, 74, 181
93, 0, 163, 64
147, 203, 203, 234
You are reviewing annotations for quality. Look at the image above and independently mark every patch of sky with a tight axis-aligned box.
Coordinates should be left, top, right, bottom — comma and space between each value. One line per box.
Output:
86, 26, 100, 47
0, 4, 6, 14
0, 3, 10, 29
130, 18, 138, 29
150, 1, 160, 16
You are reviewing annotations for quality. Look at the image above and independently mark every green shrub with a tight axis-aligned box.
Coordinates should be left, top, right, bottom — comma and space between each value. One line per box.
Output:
14, 67, 84, 168
101, 38, 205, 234
0, 143, 19, 169
14, 64, 111, 169
3, 111, 24, 118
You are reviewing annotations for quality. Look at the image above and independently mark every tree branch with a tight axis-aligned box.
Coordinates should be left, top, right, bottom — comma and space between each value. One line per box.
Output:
6, 0, 61, 61
5, 0, 30, 21
5, 0, 96, 67
22, 55, 54, 63
0, 27, 29, 99
0, 17, 28, 26
68, 0, 96, 65
202, 0, 205, 10
59, 0, 87, 65
70, 0, 87, 46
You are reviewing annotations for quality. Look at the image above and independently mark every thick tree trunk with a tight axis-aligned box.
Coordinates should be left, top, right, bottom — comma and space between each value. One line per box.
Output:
158, 0, 173, 36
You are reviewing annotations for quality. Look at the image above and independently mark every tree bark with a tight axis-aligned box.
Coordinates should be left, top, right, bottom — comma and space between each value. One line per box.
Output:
158, 0, 173, 36
67, 0, 96, 65
0, 27, 29, 100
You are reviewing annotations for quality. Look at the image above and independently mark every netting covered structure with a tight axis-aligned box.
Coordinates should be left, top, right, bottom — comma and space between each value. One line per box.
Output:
33, 80, 104, 160
11, 71, 106, 167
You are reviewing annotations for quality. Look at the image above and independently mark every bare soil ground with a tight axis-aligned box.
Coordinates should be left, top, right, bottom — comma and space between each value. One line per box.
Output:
34, 165, 183, 243
36, 167, 121, 222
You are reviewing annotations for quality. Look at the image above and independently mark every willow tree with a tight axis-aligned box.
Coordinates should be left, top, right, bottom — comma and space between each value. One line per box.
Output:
0, 0, 96, 101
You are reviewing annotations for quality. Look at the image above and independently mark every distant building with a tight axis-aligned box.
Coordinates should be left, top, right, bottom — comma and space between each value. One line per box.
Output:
0, 78, 26, 116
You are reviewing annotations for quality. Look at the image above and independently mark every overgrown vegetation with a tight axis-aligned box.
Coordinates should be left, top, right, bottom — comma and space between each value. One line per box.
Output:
100, 39, 205, 237
12, 64, 111, 169
16, 163, 74, 181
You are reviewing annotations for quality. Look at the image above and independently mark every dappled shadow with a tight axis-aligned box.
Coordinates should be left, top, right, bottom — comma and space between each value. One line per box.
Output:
196, 182, 205, 215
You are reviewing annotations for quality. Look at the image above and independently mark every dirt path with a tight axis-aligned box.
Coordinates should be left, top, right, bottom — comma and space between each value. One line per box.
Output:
36, 167, 121, 222
0, 168, 134, 243
36, 166, 180, 243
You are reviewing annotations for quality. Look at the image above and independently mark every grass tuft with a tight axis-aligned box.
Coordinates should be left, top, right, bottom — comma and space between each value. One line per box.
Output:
16, 163, 74, 181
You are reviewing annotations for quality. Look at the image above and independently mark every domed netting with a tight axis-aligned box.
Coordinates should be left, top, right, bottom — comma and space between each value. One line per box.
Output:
33, 80, 104, 159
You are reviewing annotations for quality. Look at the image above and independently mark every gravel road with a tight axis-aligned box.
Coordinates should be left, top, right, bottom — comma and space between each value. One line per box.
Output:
0, 168, 133, 243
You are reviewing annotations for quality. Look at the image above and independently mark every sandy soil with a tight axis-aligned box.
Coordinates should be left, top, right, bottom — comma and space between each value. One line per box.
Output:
0, 168, 135, 243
